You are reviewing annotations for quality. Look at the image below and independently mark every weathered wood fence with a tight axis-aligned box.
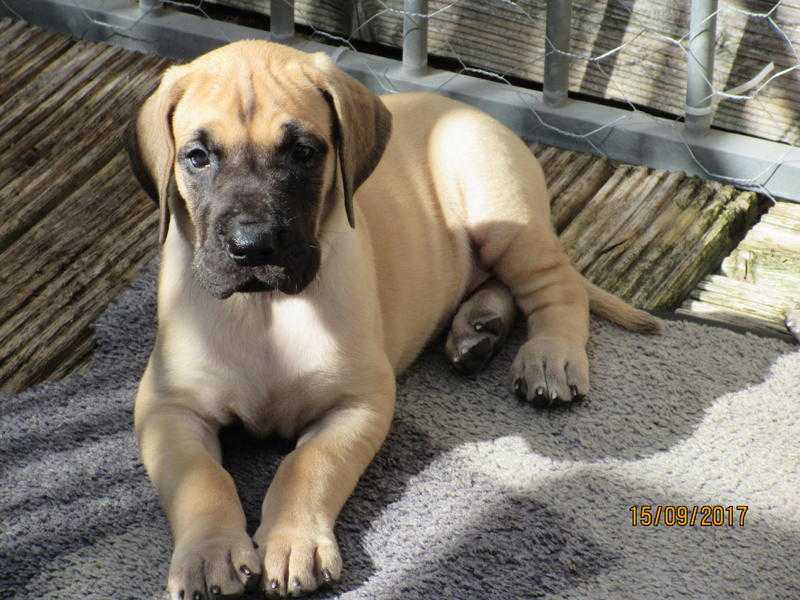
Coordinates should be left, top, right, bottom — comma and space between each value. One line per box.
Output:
3, 0, 800, 202
205, 1, 800, 146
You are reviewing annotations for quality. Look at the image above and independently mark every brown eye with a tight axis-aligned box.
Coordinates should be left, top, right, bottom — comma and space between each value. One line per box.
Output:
187, 148, 210, 169
292, 144, 316, 162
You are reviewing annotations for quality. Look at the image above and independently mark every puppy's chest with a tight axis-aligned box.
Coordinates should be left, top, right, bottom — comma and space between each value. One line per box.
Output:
184, 299, 345, 436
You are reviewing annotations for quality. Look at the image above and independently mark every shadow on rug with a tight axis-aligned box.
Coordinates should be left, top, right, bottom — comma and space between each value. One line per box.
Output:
1, 259, 798, 600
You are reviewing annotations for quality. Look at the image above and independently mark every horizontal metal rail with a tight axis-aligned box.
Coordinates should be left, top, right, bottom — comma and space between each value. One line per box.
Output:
1, 0, 797, 202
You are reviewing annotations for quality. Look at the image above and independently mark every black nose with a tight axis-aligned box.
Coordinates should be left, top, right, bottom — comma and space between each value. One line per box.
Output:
226, 222, 288, 266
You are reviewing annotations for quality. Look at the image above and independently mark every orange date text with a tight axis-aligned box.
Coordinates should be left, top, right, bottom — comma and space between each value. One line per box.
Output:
629, 504, 748, 527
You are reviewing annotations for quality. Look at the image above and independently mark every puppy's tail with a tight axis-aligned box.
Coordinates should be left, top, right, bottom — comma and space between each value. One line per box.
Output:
582, 276, 664, 335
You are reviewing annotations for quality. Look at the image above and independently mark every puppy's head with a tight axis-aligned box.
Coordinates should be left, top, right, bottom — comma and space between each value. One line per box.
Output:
127, 41, 392, 298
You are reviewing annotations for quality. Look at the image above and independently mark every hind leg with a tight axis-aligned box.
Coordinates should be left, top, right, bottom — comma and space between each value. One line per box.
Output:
446, 279, 516, 374
434, 109, 590, 406
453, 126, 590, 407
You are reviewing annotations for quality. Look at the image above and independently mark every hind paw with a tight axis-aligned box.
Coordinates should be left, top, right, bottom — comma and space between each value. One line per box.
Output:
447, 313, 507, 374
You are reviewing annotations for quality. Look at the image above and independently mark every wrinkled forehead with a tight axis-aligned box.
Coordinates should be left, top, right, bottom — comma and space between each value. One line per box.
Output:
171, 66, 332, 149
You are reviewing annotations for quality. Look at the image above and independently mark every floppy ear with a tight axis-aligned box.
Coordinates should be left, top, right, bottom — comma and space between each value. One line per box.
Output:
310, 54, 392, 228
125, 66, 188, 245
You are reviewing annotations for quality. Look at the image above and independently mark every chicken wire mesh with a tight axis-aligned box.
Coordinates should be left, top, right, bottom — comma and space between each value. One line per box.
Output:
2, 0, 800, 203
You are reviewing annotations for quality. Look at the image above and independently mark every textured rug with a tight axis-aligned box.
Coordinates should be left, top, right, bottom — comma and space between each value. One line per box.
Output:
2, 260, 799, 600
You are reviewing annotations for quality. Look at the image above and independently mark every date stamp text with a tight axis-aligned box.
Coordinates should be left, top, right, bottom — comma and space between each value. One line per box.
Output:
629, 504, 749, 527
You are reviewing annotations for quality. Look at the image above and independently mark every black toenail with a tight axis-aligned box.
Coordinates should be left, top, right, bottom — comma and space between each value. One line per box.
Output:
192, 592, 203, 600
210, 586, 221, 596
270, 579, 279, 590
321, 568, 332, 583
514, 378, 527, 400
240, 565, 252, 577
532, 387, 549, 408
179, 592, 185, 600
252, 541, 259, 549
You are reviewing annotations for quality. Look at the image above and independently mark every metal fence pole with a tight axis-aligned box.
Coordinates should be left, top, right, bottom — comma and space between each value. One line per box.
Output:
403, 0, 428, 75
139, 0, 162, 12
543, 0, 571, 107
271, 0, 295, 41
685, 0, 718, 133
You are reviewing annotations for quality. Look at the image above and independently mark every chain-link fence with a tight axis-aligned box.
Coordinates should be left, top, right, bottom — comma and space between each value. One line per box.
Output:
2, 0, 800, 203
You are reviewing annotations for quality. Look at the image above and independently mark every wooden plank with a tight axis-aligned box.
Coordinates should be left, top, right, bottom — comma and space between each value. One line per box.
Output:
1, 231, 157, 391
679, 299, 793, 338
0, 17, 46, 62
610, 181, 718, 305
680, 200, 800, 338
558, 165, 760, 310
531, 144, 614, 232
679, 275, 796, 339
0, 50, 166, 252
0, 50, 163, 159
0, 42, 114, 129
552, 155, 612, 232
44, 334, 95, 382
210, 0, 800, 146
0, 153, 158, 391
635, 189, 760, 309
0, 154, 136, 321
0, 16, 15, 32
586, 174, 697, 287
722, 210, 800, 289
0, 25, 168, 391
560, 165, 655, 268
0, 47, 163, 144
5, 35, 76, 87
0, 25, 74, 87
533, 144, 760, 311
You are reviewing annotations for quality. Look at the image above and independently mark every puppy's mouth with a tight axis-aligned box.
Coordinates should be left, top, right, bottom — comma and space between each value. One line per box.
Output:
233, 264, 295, 296
235, 278, 275, 294
193, 245, 321, 299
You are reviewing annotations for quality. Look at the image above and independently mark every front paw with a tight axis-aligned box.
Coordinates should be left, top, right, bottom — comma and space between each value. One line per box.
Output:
511, 336, 589, 408
167, 528, 261, 599
254, 522, 342, 597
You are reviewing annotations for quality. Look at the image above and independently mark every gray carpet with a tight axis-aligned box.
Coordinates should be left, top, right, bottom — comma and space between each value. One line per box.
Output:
2, 260, 799, 600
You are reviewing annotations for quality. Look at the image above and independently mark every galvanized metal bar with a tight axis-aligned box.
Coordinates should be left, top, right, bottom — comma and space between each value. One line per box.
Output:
270, 0, 294, 41
685, 0, 719, 133
139, 0, 162, 12
543, 0, 572, 107
402, 0, 428, 75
